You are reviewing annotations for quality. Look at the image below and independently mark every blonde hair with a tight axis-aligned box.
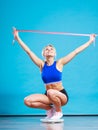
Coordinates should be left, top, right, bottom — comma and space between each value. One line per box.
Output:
42, 44, 56, 57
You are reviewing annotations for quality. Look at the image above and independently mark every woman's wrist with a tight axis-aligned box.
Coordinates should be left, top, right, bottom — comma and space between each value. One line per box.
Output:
88, 39, 94, 45
14, 34, 20, 41
89, 34, 95, 44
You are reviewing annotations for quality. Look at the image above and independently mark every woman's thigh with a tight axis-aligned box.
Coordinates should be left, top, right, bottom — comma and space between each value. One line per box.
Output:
47, 89, 68, 105
24, 94, 52, 104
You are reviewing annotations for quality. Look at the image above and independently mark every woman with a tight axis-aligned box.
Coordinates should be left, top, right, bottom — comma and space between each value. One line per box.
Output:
13, 28, 95, 120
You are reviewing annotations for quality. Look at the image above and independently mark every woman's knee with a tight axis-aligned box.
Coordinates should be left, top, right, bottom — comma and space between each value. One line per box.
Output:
24, 97, 40, 108
24, 97, 33, 107
47, 89, 55, 98
24, 97, 31, 107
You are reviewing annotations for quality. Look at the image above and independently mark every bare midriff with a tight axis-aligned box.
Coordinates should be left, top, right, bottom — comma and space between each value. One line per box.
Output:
45, 81, 64, 91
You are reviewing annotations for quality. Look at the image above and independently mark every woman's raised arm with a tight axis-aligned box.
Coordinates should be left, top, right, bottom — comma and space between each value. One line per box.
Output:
13, 27, 44, 68
59, 34, 96, 65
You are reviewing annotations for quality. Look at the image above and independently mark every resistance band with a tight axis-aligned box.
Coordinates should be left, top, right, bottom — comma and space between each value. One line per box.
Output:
13, 28, 97, 45
16, 29, 98, 37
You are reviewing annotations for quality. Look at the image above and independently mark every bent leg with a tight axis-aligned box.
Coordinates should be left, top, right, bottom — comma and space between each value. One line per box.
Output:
47, 89, 68, 112
24, 94, 52, 110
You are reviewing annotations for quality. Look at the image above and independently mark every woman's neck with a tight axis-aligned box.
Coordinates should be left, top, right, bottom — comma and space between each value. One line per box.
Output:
46, 57, 54, 66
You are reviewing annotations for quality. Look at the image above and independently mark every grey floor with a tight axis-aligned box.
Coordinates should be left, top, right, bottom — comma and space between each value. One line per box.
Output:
0, 116, 98, 130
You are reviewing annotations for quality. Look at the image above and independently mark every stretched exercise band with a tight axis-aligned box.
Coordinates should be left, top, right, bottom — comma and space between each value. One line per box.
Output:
12, 28, 97, 45
16, 29, 98, 37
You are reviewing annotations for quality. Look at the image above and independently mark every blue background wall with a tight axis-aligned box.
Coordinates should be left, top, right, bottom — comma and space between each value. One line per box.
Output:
0, 0, 98, 115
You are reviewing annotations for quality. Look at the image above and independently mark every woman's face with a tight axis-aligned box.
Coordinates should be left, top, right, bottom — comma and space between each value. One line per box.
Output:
42, 45, 56, 58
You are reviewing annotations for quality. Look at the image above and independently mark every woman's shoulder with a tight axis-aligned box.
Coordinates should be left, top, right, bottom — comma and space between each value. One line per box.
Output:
56, 59, 64, 71
56, 59, 62, 64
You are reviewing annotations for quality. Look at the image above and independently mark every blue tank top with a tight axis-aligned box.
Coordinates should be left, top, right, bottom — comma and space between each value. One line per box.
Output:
41, 61, 62, 84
